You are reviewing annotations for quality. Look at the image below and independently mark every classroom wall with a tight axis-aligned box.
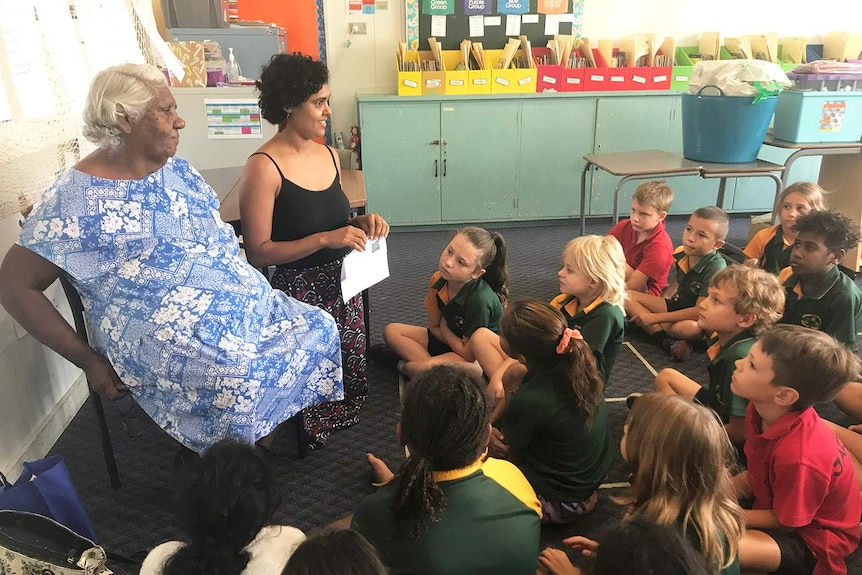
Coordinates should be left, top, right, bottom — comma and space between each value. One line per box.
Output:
321, 0, 862, 138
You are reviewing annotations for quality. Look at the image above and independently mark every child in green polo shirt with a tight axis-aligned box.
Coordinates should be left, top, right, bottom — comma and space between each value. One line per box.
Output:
489, 299, 613, 524
626, 206, 729, 362
776, 209, 862, 420
645, 266, 784, 446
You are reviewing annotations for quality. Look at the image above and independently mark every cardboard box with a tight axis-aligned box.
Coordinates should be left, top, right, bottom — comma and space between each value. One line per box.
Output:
397, 51, 422, 96
532, 47, 563, 92
486, 49, 537, 94
167, 41, 207, 88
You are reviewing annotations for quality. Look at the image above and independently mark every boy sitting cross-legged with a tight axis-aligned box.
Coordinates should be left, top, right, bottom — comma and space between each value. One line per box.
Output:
646, 265, 785, 446
732, 325, 861, 575
608, 180, 675, 297
625, 206, 729, 362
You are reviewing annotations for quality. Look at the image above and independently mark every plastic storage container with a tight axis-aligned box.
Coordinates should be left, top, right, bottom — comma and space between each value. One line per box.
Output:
773, 90, 862, 143
681, 87, 777, 163
786, 73, 862, 92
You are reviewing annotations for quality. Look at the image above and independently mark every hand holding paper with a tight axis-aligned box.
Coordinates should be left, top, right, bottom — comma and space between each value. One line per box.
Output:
341, 237, 390, 302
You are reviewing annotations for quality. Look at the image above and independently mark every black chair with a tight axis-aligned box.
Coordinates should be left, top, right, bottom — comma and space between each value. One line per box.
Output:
58, 274, 121, 489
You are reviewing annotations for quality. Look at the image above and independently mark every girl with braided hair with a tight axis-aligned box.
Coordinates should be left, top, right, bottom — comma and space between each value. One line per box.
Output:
490, 299, 612, 524
350, 365, 541, 575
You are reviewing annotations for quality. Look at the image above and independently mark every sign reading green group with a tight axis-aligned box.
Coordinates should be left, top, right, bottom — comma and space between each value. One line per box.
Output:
422, 0, 455, 14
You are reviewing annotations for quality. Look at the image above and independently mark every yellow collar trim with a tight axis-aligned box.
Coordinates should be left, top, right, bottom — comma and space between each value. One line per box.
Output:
432, 457, 484, 482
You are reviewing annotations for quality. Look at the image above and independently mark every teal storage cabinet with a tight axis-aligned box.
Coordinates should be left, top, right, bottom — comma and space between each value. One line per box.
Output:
358, 91, 785, 226
440, 101, 519, 222
359, 102, 442, 224
518, 99, 597, 219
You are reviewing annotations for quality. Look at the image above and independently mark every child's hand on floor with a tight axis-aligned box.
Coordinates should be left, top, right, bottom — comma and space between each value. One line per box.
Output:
538, 548, 583, 575
561, 535, 599, 557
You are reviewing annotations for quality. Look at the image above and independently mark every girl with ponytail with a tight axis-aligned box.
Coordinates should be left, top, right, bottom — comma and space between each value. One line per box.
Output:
372, 227, 509, 379
141, 440, 304, 575
491, 299, 613, 524
351, 365, 541, 575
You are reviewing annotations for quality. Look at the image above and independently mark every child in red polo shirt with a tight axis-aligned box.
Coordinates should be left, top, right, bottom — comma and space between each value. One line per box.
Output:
608, 180, 675, 297
731, 325, 861, 575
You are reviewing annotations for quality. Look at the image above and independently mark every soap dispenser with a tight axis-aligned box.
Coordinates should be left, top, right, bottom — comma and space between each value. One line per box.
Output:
226, 47, 241, 83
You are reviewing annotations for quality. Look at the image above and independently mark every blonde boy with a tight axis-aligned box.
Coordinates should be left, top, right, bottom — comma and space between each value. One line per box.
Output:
650, 265, 784, 444
626, 206, 729, 361
609, 181, 675, 297
732, 325, 861, 575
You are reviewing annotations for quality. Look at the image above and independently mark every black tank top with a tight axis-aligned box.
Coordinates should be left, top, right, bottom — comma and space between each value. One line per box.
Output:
252, 147, 351, 269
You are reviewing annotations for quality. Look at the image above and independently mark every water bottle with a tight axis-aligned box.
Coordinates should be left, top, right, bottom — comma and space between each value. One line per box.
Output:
226, 47, 241, 83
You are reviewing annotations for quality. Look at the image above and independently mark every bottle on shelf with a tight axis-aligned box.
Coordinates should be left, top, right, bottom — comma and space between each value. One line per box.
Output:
226, 47, 242, 83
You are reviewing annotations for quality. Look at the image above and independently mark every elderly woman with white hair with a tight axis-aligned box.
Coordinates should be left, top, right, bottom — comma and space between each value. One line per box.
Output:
0, 64, 344, 455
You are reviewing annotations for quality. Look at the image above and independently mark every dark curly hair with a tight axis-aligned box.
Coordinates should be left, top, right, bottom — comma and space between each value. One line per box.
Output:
792, 210, 862, 253
256, 53, 329, 125
392, 365, 491, 538
162, 440, 280, 575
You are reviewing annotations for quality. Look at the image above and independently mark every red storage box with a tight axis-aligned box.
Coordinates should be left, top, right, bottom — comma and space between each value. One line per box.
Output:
561, 67, 586, 91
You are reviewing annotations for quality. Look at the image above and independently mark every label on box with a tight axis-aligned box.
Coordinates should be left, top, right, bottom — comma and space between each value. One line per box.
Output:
496, 77, 511, 86
518, 76, 533, 85
403, 79, 418, 88
820, 100, 847, 132
632, 75, 646, 84
542, 75, 556, 83
675, 75, 689, 82
610, 75, 624, 83
590, 74, 604, 81
653, 75, 667, 82
426, 79, 441, 88
473, 78, 487, 85
449, 79, 465, 86
566, 77, 581, 84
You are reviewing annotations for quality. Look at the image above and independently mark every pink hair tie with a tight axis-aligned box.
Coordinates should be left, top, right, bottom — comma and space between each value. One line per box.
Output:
556, 328, 583, 354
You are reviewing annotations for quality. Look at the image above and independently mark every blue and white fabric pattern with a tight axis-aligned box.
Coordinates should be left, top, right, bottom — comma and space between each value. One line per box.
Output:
18, 157, 344, 453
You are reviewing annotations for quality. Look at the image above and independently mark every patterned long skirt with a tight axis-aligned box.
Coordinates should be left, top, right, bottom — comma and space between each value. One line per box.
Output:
271, 258, 367, 448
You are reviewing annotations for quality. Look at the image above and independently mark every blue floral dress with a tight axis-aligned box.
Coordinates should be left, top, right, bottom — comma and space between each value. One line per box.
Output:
18, 157, 344, 453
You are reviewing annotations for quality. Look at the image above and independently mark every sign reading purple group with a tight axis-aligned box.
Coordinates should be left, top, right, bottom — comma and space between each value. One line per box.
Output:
496, 0, 529, 14
422, 0, 455, 14
462, 0, 492, 15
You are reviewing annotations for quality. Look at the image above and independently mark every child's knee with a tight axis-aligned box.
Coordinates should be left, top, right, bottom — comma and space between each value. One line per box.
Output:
654, 368, 682, 392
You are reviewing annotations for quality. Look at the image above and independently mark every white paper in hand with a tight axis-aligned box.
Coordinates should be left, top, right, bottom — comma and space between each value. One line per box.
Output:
341, 237, 390, 301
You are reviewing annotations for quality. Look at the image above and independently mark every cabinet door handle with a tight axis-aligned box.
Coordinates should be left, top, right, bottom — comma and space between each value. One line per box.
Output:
434, 159, 438, 177
443, 158, 447, 177
429, 139, 440, 145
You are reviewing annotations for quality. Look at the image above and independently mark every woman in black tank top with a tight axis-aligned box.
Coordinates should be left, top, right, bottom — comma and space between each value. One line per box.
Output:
236, 54, 389, 449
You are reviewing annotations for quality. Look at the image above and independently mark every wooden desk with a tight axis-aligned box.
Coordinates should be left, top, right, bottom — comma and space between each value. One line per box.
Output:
216, 169, 368, 231
579, 151, 783, 236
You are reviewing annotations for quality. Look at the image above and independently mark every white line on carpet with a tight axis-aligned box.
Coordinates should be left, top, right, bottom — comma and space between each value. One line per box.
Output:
624, 341, 657, 377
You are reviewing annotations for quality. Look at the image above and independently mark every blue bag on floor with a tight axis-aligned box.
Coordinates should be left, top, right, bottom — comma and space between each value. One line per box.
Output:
0, 456, 95, 540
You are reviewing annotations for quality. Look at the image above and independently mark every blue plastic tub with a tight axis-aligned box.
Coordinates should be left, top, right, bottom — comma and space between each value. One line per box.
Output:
681, 87, 778, 163
773, 90, 862, 143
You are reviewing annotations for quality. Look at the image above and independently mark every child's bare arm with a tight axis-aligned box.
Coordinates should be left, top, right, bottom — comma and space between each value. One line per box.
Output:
625, 269, 650, 293
732, 470, 753, 499
637, 299, 701, 326
744, 509, 787, 531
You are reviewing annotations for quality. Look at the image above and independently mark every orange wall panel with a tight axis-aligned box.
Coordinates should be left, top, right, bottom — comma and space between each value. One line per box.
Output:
237, 0, 320, 58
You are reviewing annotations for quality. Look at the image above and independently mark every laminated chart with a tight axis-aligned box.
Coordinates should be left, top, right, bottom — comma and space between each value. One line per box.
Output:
205, 99, 263, 139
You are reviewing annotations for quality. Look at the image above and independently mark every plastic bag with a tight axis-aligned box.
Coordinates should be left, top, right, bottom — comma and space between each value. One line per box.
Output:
689, 60, 791, 100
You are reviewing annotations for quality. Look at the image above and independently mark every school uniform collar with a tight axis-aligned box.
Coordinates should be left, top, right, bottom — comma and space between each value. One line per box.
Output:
767, 224, 790, 248
433, 456, 484, 482
557, 294, 602, 317
674, 248, 722, 274
641, 219, 667, 242
749, 404, 813, 440
783, 265, 841, 300
706, 329, 756, 361
450, 277, 484, 305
